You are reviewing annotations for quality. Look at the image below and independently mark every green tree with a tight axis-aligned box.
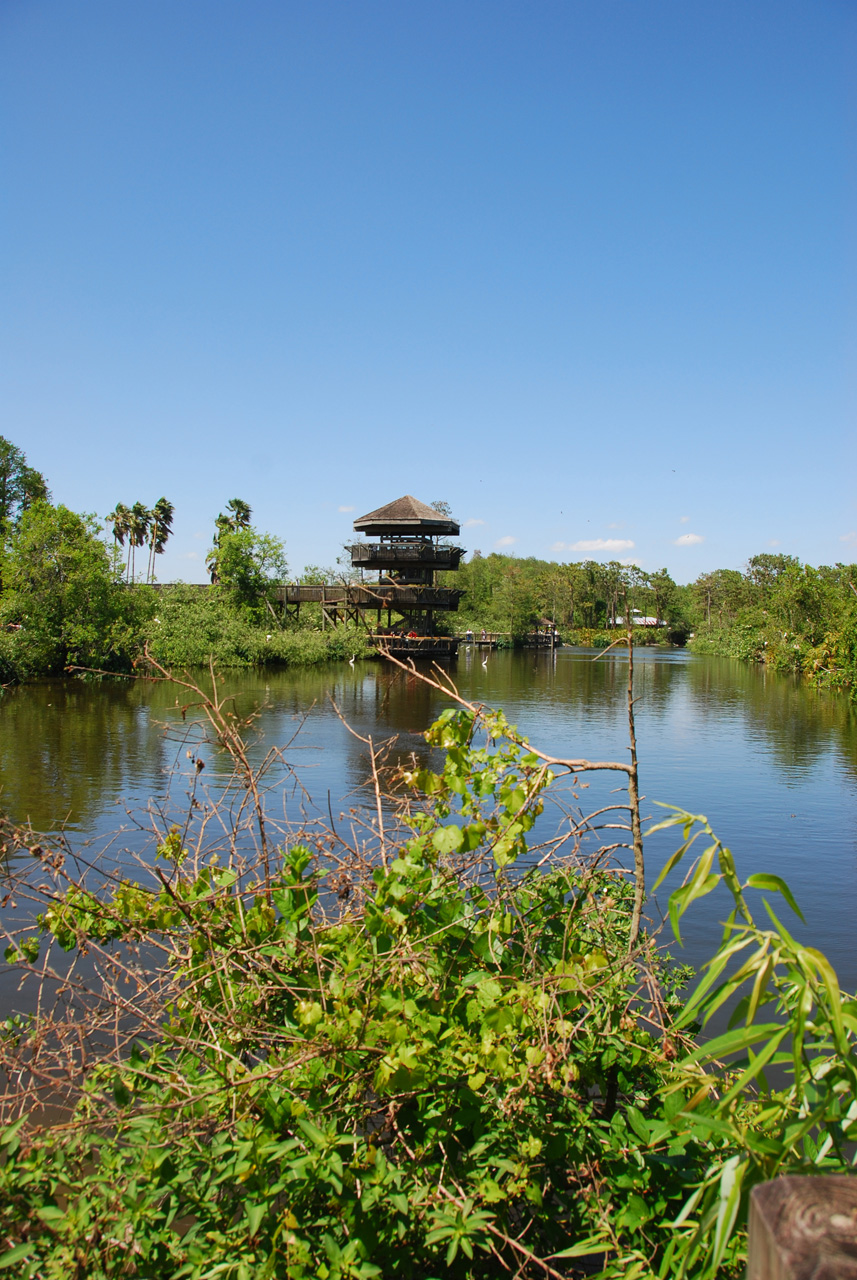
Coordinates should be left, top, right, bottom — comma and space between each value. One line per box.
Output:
0, 437, 50, 592
645, 568, 677, 625
746, 552, 800, 598
207, 526, 288, 617
106, 503, 132, 580
494, 561, 538, 639
300, 563, 335, 584
210, 499, 254, 581
146, 497, 174, 584
224, 497, 252, 531
693, 568, 746, 630
127, 502, 151, 583
0, 502, 128, 675
0, 436, 49, 531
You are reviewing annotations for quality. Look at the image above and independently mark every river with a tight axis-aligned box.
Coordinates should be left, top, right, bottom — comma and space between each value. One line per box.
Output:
2, 646, 856, 997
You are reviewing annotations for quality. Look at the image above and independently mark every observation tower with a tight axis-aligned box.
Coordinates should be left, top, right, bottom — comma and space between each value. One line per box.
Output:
278, 495, 463, 657
348, 496, 463, 652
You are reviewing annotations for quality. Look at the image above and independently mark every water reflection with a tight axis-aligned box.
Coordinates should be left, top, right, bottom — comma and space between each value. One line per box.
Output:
2, 651, 857, 987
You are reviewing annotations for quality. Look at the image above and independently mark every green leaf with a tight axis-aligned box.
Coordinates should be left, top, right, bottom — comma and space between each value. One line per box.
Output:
804, 947, 845, 1044
626, 1106, 650, 1145
432, 825, 464, 854
682, 1020, 784, 1065
36, 1206, 66, 1223
652, 841, 691, 892
245, 1202, 266, 1237
712, 1156, 746, 1271
0, 1117, 26, 1151
745, 873, 805, 922
0, 1243, 35, 1269
717, 1027, 788, 1106
551, 1236, 611, 1259
296, 1117, 327, 1148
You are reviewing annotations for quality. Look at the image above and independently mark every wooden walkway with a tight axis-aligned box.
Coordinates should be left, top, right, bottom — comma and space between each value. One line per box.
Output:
457, 632, 561, 650
370, 635, 459, 660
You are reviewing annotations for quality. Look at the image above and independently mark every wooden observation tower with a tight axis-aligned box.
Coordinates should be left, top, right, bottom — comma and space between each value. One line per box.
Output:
348, 495, 463, 655
277, 495, 463, 657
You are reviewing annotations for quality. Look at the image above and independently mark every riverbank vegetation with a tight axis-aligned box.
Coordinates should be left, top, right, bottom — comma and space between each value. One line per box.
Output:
446, 551, 857, 697
1, 662, 855, 1278
446, 554, 690, 645
0, 437, 368, 683
2, 437, 855, 696
687, 554, 857, 697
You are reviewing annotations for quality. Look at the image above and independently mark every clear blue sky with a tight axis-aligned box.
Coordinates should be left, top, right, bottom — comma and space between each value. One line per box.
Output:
2, 0, 854, 582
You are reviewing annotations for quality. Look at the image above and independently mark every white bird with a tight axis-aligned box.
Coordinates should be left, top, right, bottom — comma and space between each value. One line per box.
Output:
481, 654, 488, 668
153, 617, 161, 625
266, 634, 272, 641
349, 655, 356, 667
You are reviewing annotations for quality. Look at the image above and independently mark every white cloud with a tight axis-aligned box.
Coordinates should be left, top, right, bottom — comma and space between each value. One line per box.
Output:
338, 505, 355, 513
839, 531, 857, 545
550, 540, 567, 552
464, 518, 485, 527
674, 533, 704, 546
570, 538, 635, 553
495, 535, 516, 548
607, 521, 622, 530
180, 551, 201, 561
768, 539, 781, 547
680, 515, 690, 524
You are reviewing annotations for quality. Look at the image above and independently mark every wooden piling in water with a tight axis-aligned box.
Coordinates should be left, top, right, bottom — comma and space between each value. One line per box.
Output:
747, 1177, 857, 1280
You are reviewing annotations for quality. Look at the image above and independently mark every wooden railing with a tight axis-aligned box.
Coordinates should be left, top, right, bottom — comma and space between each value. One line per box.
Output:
276, 585, 462, 608
348, 543, 463, 570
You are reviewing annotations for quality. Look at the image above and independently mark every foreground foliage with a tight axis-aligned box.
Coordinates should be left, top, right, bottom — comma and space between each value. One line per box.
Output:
1, 684, 855, 1279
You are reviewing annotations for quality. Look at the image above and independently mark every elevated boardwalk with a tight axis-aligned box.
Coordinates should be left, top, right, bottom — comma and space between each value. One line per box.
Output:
276, 585, 462, 609
369, 635, 459, 660
457, 631, 561, 650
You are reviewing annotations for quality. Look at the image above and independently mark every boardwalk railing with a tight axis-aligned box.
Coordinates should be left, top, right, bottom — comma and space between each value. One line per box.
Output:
275, 585, 462, 609
457, 631, 560, 648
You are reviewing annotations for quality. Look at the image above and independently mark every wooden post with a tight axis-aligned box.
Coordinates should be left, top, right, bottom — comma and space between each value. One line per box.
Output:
747, 1177, 857, 1280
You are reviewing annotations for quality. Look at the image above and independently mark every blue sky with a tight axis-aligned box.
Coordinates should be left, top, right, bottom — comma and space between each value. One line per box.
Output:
2, 0, 854, 582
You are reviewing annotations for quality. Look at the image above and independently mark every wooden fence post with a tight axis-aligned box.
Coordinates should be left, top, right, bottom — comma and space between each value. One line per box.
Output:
747, 1177, 857, 1280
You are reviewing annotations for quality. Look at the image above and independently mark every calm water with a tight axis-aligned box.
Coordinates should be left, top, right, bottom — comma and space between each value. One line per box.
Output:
2, 647, 857, 991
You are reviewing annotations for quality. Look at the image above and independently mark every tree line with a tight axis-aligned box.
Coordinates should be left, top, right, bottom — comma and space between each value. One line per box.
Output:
106, 499, 175, 583
2, 435, 855, 696
446, 553, 687, 640
0, 436, 308, 681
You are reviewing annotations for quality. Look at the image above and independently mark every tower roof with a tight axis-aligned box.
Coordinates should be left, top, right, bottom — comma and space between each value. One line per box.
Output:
353, 495, 460, 537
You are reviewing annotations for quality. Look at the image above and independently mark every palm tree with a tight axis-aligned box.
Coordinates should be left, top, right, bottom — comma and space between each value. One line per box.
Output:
225, 498, 252, 531
208, 499, 253, 583
128, 502, 151, 583
147, 497, 174, 583
107, 504, 132, 579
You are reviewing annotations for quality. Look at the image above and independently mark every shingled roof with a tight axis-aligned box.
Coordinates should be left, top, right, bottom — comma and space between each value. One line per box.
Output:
353, 495, 460, 537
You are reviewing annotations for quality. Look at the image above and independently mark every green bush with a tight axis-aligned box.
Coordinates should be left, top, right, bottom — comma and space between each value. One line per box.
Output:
143, 588, 369, 669
2, 700, 855, 1278
0, 502, 143, 678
